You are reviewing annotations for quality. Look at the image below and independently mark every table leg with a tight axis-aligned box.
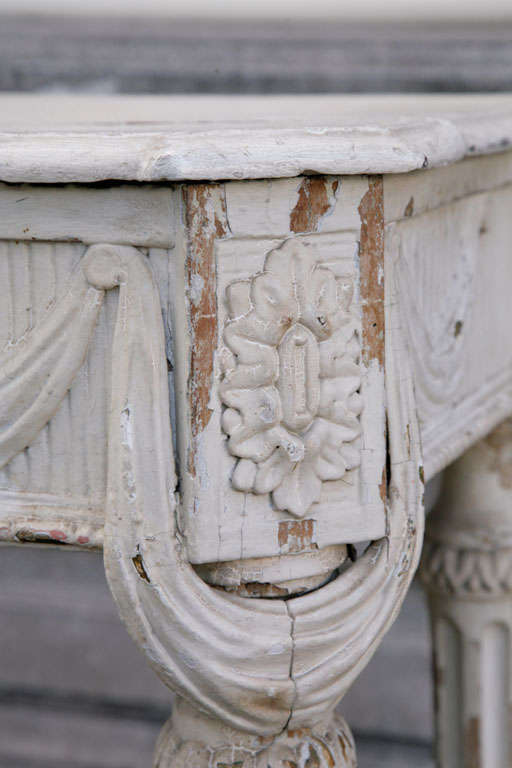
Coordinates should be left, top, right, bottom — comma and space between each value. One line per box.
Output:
0, 226, 425, 766
421, 420, 512, 768
97, 223, 425, 766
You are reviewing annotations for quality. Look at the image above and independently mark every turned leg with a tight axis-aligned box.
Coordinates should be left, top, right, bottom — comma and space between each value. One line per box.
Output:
153, 697, 356, 768
421, 420, 512, 768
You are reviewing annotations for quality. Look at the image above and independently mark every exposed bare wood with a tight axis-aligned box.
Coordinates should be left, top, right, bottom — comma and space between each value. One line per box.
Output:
183, 183, 227, 476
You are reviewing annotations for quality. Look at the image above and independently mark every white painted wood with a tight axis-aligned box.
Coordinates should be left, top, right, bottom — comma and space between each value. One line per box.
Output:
177, 180, 386, 570
0, 183, 175, 248
384, 151, 512, 224
420, 421, 512, 768
385, 158, 512, 480
0, 94, 511, 182
2, 99, 512, 766
0, 239, 175, 548
0, 233, 422, 765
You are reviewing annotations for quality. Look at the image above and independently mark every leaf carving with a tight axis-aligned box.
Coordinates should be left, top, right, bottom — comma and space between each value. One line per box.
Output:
220, 239, 362, 518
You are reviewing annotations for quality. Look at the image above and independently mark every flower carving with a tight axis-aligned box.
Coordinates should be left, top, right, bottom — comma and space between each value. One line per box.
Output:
220, 239, 362, 518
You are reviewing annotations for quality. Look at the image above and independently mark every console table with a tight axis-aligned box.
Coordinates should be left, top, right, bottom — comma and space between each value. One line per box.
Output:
1, 94, 512, 767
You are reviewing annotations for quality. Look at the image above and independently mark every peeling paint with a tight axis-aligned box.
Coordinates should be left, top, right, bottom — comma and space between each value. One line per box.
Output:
183, 183, 228, 477
278, 519, 317, 555
359, 176, 387, 507
224, 581, 289, 598
15, 528, 67, 544
290, 176, 338, 234
358, 176, 385, 369
1, 517, 102, 548
465, 716, 481, 768
132, 552, 150, 583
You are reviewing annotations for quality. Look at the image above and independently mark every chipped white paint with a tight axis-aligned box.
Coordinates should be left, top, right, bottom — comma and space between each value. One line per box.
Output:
221, 238, 362, 518
384, 154, 512, 479
0, 182, 175, 248
176, 178, 387, 575
420, 422, 512, 768
0, 94, 512, 183
2, 100, 512, 766
0, 238, 174, 547
0, 235, 421, 767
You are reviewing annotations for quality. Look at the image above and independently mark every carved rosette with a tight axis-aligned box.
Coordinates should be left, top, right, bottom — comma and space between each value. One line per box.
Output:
220, 239, 362, 518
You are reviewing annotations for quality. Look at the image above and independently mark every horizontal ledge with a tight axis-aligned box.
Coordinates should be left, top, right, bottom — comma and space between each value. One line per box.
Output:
0, 183, 175, 248
0, 94, 512, 182
0, 490, 387, 555
0, 491, 103, 550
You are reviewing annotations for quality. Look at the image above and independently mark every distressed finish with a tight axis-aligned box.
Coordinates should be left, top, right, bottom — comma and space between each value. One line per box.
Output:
220, 238, 362, 518
1, 94, 512, 182
1, 96, 512, 766
421, 421, 512, 768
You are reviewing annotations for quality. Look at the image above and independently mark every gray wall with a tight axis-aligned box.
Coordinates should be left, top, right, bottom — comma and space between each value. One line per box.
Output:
1, 16, 511, 94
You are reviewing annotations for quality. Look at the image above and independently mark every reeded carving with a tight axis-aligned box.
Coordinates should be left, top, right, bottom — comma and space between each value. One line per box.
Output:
220, 239, 362, 517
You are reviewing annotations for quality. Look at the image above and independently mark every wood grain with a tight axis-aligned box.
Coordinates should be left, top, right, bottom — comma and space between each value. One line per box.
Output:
1, 94, 512, 182
183, 184, 227, 476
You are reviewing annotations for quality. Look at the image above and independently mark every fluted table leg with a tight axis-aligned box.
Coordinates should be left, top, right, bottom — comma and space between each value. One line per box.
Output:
421, 420, 512, 768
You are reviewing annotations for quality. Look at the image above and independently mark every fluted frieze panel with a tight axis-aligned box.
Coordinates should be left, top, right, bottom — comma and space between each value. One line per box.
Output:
0, 240, 173, 545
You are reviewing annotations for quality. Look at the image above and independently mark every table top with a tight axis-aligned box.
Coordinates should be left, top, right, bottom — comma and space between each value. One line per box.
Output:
1, 93, 512, 183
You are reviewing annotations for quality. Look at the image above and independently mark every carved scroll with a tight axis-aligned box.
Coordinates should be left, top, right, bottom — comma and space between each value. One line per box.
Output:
220, 238, 362, 518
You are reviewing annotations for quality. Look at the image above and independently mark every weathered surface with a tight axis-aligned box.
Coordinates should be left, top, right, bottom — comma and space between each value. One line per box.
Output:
359, 177, 384, 369
385, 152, 512, 480
358, 176, 386, 505
0, 182, 175, 248
183, 183, 227, 476
154, 699, 356, 768
10, 97, 512, 768
278, 519, 317, 554
0, 229, 422, 766
181, 175, 386, 570
1, 94, 512, 182
0, 546, 434, 765
289, 177, 338, 234
421, 425, 512, 768
0, 239, 174, 550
